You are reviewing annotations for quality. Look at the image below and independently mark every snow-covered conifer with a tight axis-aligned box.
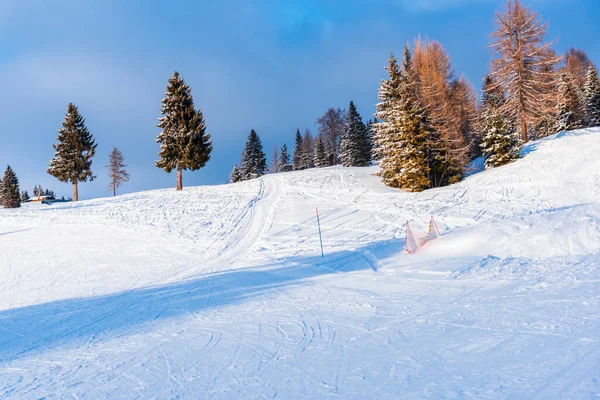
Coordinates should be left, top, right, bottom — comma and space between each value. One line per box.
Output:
314, 136, 328, 168
230, 165, 242, 183
584, 65, 600, 127
340, 101, 371, 167
373, 47, 432, 191
373, 53, 403, 185
240, 129, 267, 180
47, 103, 97, 201
480, 75, 521, 169
292, 130, 305, 171
156, 71, 212, 191
277, 144, 293, 172
555, 72, 578, 132
2, 165, 21, 208
302, 129, 314, 169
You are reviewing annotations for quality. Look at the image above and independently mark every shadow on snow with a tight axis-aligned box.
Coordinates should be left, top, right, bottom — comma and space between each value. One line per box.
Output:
0, 240, 399, 364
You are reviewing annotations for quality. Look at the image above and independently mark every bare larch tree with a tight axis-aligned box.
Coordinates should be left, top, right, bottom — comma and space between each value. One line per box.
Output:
107, 147, 130, 196
490, 0, 560, 142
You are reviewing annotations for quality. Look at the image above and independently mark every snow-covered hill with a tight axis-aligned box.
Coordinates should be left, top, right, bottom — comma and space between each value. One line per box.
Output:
1, 128, 599, 398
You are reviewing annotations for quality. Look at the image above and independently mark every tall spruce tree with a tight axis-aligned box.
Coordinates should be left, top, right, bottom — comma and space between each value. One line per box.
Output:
302, 129, 314, 169
314, 135, 329, 168
584, 66, 600, 127
107, 147, 130, 196
292, 129, 305, 170
555, 72, 578, 132
1, 165, 21, 208
396, 45, 431, 191
47, 103, 97, 201
373, 53, 404, 186
373, 47, 432, 191
230, 165, 242, 183
340, 101, 371, 167
156, 71, 212, 191
270, 145, 279, 173
480, 75, 521, 169
240, 129, 267, 180
277, 144, 293, 172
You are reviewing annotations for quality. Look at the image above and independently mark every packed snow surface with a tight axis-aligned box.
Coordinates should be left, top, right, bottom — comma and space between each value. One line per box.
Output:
1, 128, 599, 399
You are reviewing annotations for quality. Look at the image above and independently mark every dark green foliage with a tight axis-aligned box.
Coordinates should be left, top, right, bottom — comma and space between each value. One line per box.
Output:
277, 144, 293, 172
20, 190, 29, 203
240, 129, 267, 180
47, 103, 97, 185
373, 53, 404, 186
313, 136, 329, 168
555, 72, 580, 132
230, 165, 242, 183
2, 165, 21, 208
340, 101, 372, 167
292, 130, 305, 171
301, 130, 313, 169
393, 46, 431, 191
156, 72, 212, 188
480, 76, 521, 169
584, 66, 600, 127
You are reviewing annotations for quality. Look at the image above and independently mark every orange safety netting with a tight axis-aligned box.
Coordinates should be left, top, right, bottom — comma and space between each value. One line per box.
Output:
404, 216, 441, 254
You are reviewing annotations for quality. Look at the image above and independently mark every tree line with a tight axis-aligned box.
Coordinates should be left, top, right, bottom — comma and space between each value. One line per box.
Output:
229, 100, 373, 183
367, 0, 600, 191
0, 71, 210, 207
229, 1, 600, 191
2, 0, 600, 208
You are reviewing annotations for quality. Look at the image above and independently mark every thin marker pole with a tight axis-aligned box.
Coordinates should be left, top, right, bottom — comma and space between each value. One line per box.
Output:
316, 208, 324, 257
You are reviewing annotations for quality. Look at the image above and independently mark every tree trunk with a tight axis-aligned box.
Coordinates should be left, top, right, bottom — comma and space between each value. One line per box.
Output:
521, 114, 528, 143
113, 183, 116, 197
73, 183, 79, 202
176, 169, 183, 191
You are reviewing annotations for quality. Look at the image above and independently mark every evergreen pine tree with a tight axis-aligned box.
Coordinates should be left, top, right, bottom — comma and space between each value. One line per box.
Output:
340, 101, 371, 167
373, 47, 431, 191
240, 129, 267, 180
480, 75, 521, 169
395, 45, 431, 191
1, 165, 21, 208
277, 144, 293, 172
292, 129, 305, 171
270, 145, 279, 173
47, 103, 97, 201
107, 147, 130, 196
584, 65, 600, 127
156, 71, 212, 191
20, 190, 29, 203
373, 53, 404, 186
230, 165, 242, 183
301, 129, 314, 169
555, 71, 577, 132
314, 135, 329, 168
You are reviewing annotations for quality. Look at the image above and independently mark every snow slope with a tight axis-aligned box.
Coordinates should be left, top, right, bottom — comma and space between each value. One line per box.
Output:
0, 128, 599, 399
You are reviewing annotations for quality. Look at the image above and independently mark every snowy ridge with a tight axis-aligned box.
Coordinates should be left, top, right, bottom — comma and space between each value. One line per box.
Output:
0, 128, 599, 398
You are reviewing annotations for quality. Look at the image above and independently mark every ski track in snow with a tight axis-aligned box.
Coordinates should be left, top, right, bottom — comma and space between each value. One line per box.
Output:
0, 128, 600, 398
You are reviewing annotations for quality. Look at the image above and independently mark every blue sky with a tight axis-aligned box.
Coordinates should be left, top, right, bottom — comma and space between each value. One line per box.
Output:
1, 0, 598, 199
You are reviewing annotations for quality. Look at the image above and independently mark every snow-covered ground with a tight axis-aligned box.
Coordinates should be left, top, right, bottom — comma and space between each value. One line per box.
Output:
1, 128, 599, 399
